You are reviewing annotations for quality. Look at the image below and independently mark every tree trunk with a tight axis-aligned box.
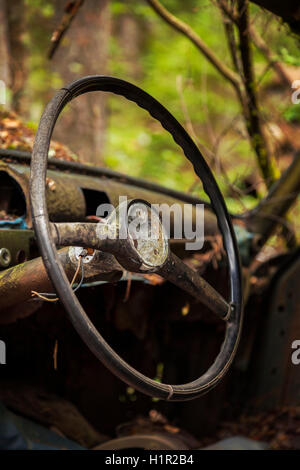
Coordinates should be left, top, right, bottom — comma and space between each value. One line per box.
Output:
118, 13, 142, 80
6, 0, 27, 113
52, 0, 111, 165
0, 0, 11, 97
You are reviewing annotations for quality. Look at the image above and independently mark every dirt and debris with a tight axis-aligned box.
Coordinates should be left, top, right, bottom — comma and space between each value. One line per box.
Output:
195, 407, 300, 450
110, 406, 300, 449
116, 412, 201, 449
0, 110, 76, 161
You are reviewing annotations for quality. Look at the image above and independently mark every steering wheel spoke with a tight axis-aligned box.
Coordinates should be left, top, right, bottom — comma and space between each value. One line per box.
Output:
158, 251, 230, 320
51, 221, 230, 320
50, 222, 106, 249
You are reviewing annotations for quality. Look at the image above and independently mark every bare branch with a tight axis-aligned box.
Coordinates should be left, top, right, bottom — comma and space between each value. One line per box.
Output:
218, 2, 243, 76
146, 0, 243, 93
147, 0, 281, 189
218, 0, 292, 88
48, 0, 85, 60
237, 0, 280, 188
216, 0, 238, 23
249, 25, 292, 87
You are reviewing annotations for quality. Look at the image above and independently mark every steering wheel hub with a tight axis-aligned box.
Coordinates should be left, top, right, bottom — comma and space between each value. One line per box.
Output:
127, 200, 169, 268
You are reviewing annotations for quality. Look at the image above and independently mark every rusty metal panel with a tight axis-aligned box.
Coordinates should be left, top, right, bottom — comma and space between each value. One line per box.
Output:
250, 251, 300, 408
0, 229, 34, 269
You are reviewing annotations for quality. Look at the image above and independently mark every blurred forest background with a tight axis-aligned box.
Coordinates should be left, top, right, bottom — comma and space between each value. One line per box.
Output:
0, 0, 299, 226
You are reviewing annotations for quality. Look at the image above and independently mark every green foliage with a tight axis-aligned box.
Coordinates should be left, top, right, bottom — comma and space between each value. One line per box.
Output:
23, 0, 61, 121
279, 47, 300, 67
18, 0, 300, 220
283, 104, 300, 123
25, 120, 38, 132
106, 1, 261, 213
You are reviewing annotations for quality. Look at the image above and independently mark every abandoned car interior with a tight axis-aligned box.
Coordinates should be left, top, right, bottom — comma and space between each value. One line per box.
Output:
0, 0, 300, 455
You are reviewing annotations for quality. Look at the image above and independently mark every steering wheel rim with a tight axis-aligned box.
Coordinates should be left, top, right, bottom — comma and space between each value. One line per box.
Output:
30, 75, 243, 401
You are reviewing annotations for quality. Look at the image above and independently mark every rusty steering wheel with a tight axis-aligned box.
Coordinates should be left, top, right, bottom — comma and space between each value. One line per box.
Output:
30, 76, 243, 401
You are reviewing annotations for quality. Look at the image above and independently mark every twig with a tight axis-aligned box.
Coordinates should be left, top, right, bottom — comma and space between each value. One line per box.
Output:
218, 1, 243, 76
175, 75, 199, 144
217, 0, 292, 88
146, 0, 243, 93
175, 74, 219, 165
248, 25, 292, 88
176, 72, 257, 203
53, 340, 58, 370
236, 0, 280, 188
48, 0, 85, 59
123, 272, 132, 303
147, 0, 280, 189
216, 0, 238, 23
